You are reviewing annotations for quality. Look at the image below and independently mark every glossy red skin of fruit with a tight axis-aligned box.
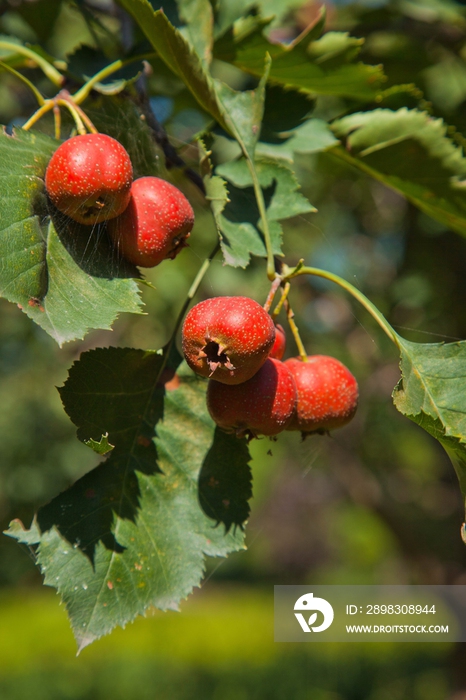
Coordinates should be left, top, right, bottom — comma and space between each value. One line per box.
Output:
269, 323, 286, 360
45, 133, 133, 225
207, 358, 297, 437
107, 176, 194, 267
285, 355, 358, 434
182, 296, 276, 385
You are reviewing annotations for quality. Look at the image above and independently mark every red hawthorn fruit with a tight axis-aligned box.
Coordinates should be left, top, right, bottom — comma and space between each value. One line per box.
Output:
182, 296, 276, 385
45, 133, 133, 225
269, 323, 286, 360
207, 358, 297, 437
285, 355, 358, 434
107, 176, 194, 267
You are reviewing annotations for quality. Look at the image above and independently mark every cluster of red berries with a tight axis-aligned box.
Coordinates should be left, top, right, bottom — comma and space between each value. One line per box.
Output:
44, 133, 194, 267
182, 296, 359, 439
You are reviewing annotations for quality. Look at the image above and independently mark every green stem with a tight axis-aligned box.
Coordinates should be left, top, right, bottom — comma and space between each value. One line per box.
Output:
289, 266, 398, 345
72, 54, 154, 105
73, 58, 124, 104
58, 93, 98, 133
272, 282, 290, 318
245, 156, 275, 280
0, 41, 63, 87
56, 99, 86, 134
162, 243, 220, 365
0, 60, 45, 105
186, 245, 220, 301
74, 105, 98, 134
285, 299, 308, 361
263, 277, 281, 313
22, 102, 54, 131
53, 104, 61, 140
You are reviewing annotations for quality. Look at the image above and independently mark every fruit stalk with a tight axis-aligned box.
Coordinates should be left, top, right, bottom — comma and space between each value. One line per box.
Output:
287, 265, 398, 345
22, 102, 55, 131
0, 41, 64, 87
263, 277, 282, 313
57, 93, 98, 133
245, 158, 276, 281
272, 282, 290, 318
0, 60, 45, 106
22, 95, 91, 135
284, 298, 308, 362
72, 55, 153, 105
54, 99, 87, 135
53, 104, 61, 140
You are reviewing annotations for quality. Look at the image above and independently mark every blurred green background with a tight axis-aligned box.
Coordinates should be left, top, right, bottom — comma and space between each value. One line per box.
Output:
1, 0, 466, 697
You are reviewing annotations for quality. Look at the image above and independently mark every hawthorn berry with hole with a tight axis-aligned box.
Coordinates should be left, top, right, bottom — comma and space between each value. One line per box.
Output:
285, 355, 358, 434
182, 296, 276, 385
207, 358, 297, 438
107, 176, 194, 267
269, 323, 286, 360
45, 133, 133, 225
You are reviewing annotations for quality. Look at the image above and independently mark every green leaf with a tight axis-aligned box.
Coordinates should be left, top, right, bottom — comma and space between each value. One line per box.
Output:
260, 85, 313, 144
6, 349, 250, 650
212, 0, 255, 38
115, 1, 226, 128
0, 127, 143, 345
330, 108, 466, 238
32, 219, 142, 345
177, 0, 214, 66
214, 157, 316, 266
392, 335, 466, 535
115, 0, 271, 151
423, 53, 466, 113
15, 0, 62, 43
257, 118, 339, 162
85, 433, 115, 455
112, 2, 300, 275
214, 53, 271, 161
399, 0, 466, 26
213, 12, 386, 101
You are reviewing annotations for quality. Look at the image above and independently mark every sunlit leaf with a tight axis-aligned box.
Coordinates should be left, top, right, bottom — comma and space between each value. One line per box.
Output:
115, 1, 226, 128
177, 0, 214, 66
0, 127, 143, 345
393, 334, 466, 535
331, 108, 466, 237
214, 12, 386, 101
215, 157, 316, 266
257, 118, 339, 162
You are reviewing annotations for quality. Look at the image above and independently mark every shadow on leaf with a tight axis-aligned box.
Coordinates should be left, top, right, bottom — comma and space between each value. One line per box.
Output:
49, 203, 140, 280
35, 347, 180, 565
36, 453, 147, 559
198, 427, 252, 532
222, 179, 276, 234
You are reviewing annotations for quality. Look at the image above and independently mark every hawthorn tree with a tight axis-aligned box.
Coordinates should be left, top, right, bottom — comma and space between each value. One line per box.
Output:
1, 0, 466, 652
